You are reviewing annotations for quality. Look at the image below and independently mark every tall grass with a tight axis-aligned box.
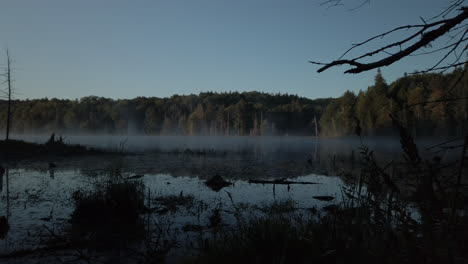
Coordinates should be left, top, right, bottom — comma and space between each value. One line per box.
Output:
187, 119, 468, 264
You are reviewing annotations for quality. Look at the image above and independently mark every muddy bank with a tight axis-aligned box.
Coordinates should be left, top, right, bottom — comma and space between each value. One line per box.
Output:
0, 139, 110, 160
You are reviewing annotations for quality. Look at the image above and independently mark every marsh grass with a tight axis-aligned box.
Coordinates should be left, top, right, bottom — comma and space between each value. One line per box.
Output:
257, 200, 298, 215
153, 192, 195, 213
70, 180, 147, 245
188, 122, 468, 264
2, 125, 467, 263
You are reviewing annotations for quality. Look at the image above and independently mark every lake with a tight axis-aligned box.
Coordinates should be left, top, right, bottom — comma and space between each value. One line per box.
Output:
0, 135, 462, 262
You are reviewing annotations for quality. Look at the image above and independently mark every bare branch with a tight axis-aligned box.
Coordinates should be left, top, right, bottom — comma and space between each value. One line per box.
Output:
320, 0, 343, 8
320, 0, 371, 10
410, 37, 468, 56
427, 0, 465, 21
348, 0, 370, 11
424, 28, 468, 72
312, 6, 468, 74
390, 66, 467, 122
406, 95, 468, 108
337, 23, 437, 60
410, 61, 467, 74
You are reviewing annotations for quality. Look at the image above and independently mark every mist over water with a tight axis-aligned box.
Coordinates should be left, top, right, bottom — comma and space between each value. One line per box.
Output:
10, 134, 460, 159
1, 134, 464, 261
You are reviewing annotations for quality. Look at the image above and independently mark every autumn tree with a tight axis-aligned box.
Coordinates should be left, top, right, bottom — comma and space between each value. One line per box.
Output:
313, 0, 468, 137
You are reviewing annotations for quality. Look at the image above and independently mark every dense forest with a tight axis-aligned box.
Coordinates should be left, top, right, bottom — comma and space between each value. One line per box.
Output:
0, 92, 330, 136
1, 68, 467, 137
320, 67, 468, 137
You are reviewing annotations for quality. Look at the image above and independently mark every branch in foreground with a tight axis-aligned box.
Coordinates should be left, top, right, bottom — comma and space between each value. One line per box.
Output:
310, 7, 468, 74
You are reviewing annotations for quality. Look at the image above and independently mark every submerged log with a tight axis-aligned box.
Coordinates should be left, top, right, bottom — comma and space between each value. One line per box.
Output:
127, 174, 144, 180
0, 216, 9, 239
248, 178, 319, 185
0, 240, 88, 260
312, 196, 335, 201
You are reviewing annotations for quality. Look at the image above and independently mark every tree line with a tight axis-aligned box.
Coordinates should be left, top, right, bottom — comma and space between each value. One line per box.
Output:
1, 68, 467, 137
320, 67, 468, 137
0, 92, 330, 136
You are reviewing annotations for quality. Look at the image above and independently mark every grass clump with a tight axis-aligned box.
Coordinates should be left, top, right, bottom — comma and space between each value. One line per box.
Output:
70, 180, 146, 245
258, 199, 298, 215
190, 216, 330, 264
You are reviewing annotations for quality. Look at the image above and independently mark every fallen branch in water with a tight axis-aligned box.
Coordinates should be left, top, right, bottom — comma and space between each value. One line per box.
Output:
248, 179, 319, 185
312, 196, 335, 201
127, 174, 144, 180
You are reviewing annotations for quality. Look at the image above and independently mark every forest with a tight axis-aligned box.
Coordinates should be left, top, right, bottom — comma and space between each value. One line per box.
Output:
320, 66, 468, 137
0, 67, 467, 137
0, 92, 331, 136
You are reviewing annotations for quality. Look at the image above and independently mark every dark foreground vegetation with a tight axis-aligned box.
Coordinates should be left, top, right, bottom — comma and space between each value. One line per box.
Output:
0, 69, 466, 262
0, 125, 466, 264
0, 71, 466, 263
192, 129, 468, 263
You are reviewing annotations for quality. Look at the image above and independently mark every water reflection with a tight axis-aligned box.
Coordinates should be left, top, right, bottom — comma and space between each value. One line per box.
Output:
0, 157, 344, 256
2, 136, 461, 260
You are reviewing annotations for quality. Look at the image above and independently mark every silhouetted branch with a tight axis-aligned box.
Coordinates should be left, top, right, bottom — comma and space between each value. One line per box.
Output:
410, 36, 468, 56
320, 0, 343, 8
389, 63, 468, 118
404, 96, 468, 109
320, 0, 370, 10
428, 0, 465, 21
410, 61, 467, 74
311, 5, 468, 74
425, 137, 464, 151
348, 0, 370, 11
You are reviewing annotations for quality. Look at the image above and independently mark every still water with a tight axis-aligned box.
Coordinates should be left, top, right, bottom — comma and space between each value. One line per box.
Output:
0, 135, 459, 260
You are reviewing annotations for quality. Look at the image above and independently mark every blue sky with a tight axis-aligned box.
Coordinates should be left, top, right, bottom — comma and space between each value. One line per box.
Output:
0, 0, 455, 100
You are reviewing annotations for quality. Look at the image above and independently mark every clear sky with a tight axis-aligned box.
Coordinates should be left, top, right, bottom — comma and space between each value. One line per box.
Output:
0, 0, 455, 100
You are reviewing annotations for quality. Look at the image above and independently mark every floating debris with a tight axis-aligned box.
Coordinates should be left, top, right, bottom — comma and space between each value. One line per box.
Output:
208, 209, 222, 227
248, 178, 319, 185
0, 216, 9, 239
127, 174, 144, 180
312, 196, 335, 201
182, 224, 205, 232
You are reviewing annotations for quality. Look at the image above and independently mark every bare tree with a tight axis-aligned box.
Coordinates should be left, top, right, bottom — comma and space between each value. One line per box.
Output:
1, 50, 14, 141
311, 0, 468, 74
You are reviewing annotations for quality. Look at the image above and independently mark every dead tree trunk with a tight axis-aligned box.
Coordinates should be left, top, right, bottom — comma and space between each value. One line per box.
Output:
5, 50, 12, 141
